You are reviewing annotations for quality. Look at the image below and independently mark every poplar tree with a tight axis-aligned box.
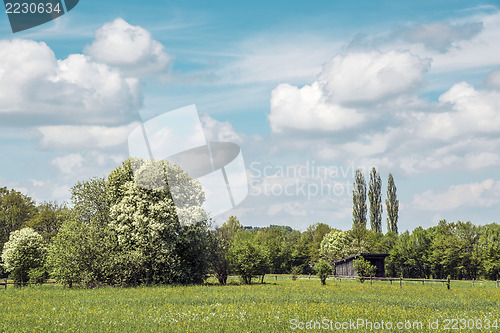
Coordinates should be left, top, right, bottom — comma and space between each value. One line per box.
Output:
352, 169, 367, 230
368, 167, 383, 233
386, 173, 399, 234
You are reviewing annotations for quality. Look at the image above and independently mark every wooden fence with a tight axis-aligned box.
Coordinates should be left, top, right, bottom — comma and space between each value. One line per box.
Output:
266, 274, 500, 288
0, 278, 57, 289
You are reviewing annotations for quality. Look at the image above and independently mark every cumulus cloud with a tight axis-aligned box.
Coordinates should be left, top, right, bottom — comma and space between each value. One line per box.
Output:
269, 82, 363, 133
413, 179, 500, 211
268, 50, 430, 133
51, 153, 84, 174
84, 18, 171, 78
418, 82, 500, 140
317, 51, 431, 105
0, 39, 141, 126
395, 22, 483, 52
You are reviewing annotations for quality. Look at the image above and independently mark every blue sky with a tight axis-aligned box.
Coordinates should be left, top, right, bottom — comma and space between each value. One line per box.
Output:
1, 0, 500, 231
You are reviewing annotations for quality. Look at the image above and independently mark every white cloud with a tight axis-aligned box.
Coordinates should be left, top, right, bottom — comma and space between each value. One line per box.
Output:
317, 51, 431, 105
413, 179, 500, 211
269, 82, 363, 133
418, 82, 500, 140
38, 122, 140, 150
0, 39, 141, 126
200, 114, 244, 144
84, 18, 171, 78
268, 50, 430, 133
51, 154, 84, 174
430, 11, 500, 72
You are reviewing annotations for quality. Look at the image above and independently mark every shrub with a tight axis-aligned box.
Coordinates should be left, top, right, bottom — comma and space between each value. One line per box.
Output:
353, 256, 376, 283
314, 260, 331, 285
1, 228, 46, 284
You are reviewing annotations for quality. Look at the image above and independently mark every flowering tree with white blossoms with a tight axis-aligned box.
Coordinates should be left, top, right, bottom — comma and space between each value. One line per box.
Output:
1, 227, 46, 284
108, 158, 210, 284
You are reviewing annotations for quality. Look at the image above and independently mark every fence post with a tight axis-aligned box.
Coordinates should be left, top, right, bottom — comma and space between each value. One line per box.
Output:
472, 279, 474, 287
400, 277, 402, 288
370, 276, 372, 286
309, 274, 311, 280
422, 280, 424, 286
496, 280, 498, 288
275, 276, 277, 281
3, 278, 6, 290
442, 281, 444, 287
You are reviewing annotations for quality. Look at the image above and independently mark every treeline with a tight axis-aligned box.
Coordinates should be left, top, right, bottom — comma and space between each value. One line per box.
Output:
1, 160, 499, 286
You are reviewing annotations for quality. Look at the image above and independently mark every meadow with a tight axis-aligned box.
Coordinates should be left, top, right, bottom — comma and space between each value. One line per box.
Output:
0, 277, 499, 332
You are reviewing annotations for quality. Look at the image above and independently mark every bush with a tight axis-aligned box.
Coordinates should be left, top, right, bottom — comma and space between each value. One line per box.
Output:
1, 228, 46, 284
291, 266, 302, 281
314, 260, 331, 285
28, 267, 48, 285
353, 257, 376, 283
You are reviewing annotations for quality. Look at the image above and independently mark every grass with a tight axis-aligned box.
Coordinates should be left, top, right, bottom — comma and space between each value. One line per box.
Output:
0, 276, 499, 332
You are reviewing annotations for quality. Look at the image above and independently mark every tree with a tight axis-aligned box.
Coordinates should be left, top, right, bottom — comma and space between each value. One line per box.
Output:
390, 227, 432, 278
314, 259, 331, 285
229, 231, 268, 284
478, 223, 500, 280
353, 256, 376, 282
107, 158, 209, 285
430, 220, 480, 280
305, 223, 332, 264
0, 187, 36, 248
352, 169, 367, 230
320, 229, 347, 265
71, 177, 110, 226
27, 202, 69, 241
208, 216, 243, 284
47, 213, 117, 287
386, 173, 399, 234
368, 168, 382, 233
1, 228, 46, 284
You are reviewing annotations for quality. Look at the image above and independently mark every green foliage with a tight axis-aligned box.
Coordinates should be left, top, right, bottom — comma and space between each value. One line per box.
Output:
47, 213, 118, 288
207, 216, 243, 285
229, 231, 268, 284
386, 173, 399, 234
27, 201, 69, 241
291, 265, 302, 280
368, 167, 383, 233
0, 187, 37, 274
314, 259, 331, 285
1, 227, 46, 284
478, 223, 500, 280
27, 266, 48, 285
352, 169, 367, 230
353, 256, 376, 281
390, 227, 432, 278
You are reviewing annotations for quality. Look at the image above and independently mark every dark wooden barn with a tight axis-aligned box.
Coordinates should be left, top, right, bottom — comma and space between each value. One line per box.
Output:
333, 253, 389, 277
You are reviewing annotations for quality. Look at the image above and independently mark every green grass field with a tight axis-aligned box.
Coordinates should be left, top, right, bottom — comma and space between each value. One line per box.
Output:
0, 277, 499, 332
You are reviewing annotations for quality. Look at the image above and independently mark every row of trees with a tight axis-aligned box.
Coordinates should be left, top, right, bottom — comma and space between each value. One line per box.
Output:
353, 168, 399, 234
1, 162, 499, 285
